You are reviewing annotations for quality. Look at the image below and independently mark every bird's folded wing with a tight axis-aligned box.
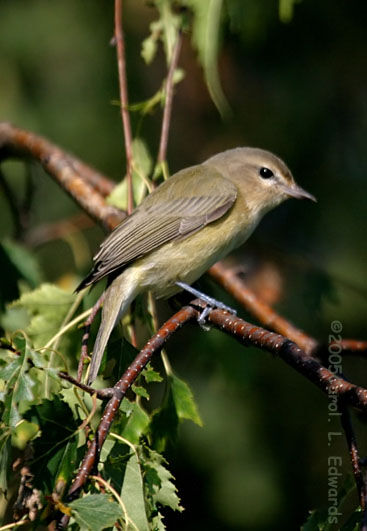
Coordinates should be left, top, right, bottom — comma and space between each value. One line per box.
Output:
78, 165, 237, 288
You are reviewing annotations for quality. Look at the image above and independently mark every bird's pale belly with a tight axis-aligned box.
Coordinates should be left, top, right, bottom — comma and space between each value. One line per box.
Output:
129, 213, 256, 299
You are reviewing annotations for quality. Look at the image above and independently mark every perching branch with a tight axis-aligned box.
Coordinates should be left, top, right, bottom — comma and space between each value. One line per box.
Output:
209, 261, 318, 354
58, 299, 367, 529
1, 123, 366, 527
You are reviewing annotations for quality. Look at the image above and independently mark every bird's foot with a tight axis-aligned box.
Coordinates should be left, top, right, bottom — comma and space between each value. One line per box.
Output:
175, 281, 237, 330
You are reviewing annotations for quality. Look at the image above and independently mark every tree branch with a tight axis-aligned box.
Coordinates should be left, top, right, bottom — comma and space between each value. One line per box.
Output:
58, 300, 367, 530
157, 31, 183, 169
0, 122, 122, 231
114, 0, 134, 214
209, 261, 318, 354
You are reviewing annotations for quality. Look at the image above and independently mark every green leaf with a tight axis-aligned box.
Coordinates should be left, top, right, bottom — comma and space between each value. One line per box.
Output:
170, 373, 202, 426
184, 0, 231, 117
24, 397, 79, 493
150, 373, 202, 451
302, 475, 356, 531
142, 0, 182, 66
302, 508, 328, 531
53, 439, 78, 495
10, 283, 75, 348
143, 447, 183, 514
141, 20, 161, 64
106, 138, 152, 210
0, 335, 36, 426
70, 493, 123, 531
2, 238, 42, 287
142, 365, 163, 384
11, 419, 39, 449
0, 239, 43, 310
279, 0, 301, 23
121, 399, 150, 444
120, 450, 150, 531
0, 433, 11, 493
150, 386, 179, 452
132, 384, 150, 400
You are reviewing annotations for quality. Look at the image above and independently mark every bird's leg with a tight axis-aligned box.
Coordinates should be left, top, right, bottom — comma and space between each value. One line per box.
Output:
175, 281, 237, 328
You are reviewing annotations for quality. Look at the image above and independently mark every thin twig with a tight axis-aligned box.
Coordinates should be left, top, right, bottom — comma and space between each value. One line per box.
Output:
58, 303, 197, 528
339, 407, 367, 519
114, 0, 134, 214
157, 31, 183, 171
59, 371, 114, 399
58, 301, 367, 530
78, 292, 105, 381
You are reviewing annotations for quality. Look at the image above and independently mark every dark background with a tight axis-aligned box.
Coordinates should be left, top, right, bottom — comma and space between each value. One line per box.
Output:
0, 1, 366, 529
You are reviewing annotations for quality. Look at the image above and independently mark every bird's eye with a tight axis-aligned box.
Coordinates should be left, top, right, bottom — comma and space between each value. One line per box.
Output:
259, 167, 274, 179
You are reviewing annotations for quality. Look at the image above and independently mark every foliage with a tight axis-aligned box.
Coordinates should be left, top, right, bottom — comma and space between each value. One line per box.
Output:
0, 0, 366, 529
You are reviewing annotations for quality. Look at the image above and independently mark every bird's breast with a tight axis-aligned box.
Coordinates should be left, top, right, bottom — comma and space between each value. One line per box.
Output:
131, 200, 259, 299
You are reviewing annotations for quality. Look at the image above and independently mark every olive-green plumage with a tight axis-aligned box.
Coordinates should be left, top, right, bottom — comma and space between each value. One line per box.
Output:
77, 147, 315, 384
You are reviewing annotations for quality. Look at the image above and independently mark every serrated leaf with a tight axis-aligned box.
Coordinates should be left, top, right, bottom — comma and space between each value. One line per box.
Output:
70, 494, 123, 531
170, 374, 202, 426
150, 373, 202, 451
0, 335, 36, 426
132, 384, 150, 400
155, 0, 182, 65
184, 0, 231, 117
143, 447, 183, 513
142, 365, 163, 383
11, 283, 75, 348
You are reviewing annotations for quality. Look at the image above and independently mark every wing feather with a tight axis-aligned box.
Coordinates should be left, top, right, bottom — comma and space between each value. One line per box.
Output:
76, 165, 237, 290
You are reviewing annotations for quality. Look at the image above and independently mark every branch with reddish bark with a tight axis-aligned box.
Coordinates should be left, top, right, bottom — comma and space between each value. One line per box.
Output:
157, 30, 183, 167
1, 122, 366, 361
58, 299, 367, 528
0, 122, 121, 231
1, 122, 367, 526
114, 0, 134, 214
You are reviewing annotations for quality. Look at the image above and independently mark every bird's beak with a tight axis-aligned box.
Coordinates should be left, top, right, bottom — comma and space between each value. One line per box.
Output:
280, 183, 317, 202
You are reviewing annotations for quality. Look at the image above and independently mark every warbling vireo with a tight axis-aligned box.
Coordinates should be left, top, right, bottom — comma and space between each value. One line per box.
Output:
77, 147, 316, 384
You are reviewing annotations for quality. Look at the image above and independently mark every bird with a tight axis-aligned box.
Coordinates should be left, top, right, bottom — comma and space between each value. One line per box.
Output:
76, 147, 316, 384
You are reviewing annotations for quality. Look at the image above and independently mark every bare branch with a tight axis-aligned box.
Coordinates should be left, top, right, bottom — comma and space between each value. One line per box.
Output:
339, 407, 367, 521
59, 371, 114, 399
0, 122, 122, 231
204, 304, 367, 411
114, 0, 134, 214
58, 300, 367, 529
157, 31, 183, 168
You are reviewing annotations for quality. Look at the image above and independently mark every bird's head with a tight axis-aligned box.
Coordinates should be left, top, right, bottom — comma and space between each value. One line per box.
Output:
205, 147, 316, 215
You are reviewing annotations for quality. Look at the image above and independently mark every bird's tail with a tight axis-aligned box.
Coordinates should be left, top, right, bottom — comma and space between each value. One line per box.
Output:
87, 271, 139, 385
